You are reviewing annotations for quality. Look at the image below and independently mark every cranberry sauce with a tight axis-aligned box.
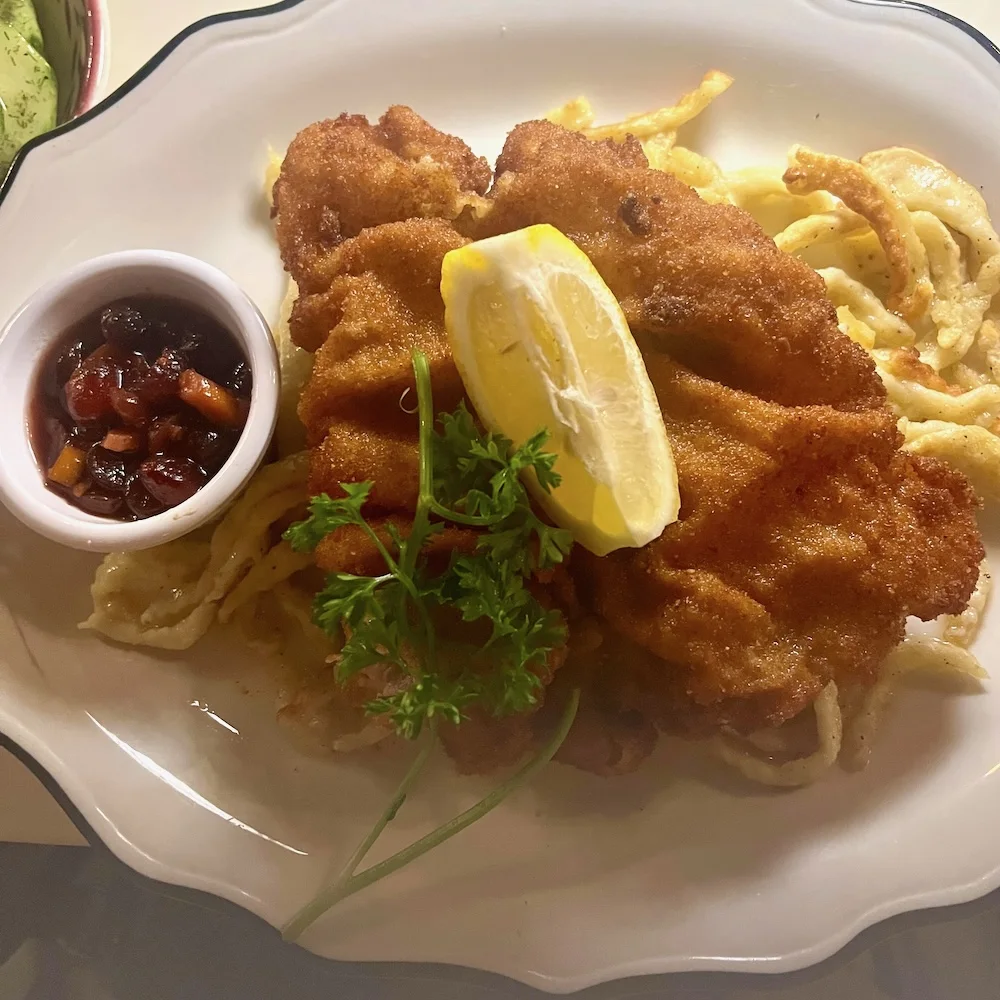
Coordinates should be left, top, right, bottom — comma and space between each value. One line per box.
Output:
32, 296, 252, 521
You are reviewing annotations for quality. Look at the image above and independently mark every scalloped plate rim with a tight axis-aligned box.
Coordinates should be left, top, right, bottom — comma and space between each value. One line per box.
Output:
0, 0, 999, 991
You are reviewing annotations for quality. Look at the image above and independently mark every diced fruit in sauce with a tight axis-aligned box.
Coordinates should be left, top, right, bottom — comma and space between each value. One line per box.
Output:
187, 423, 238, 472
32, 295, 252, 521
100, 303, 147, 350
101, 428, 143, 453
108, 386, 150, 426
40, 414, 67, 467
47, 444, 85, 488
147, 414, 186, 454
228, 360, 252, 396
67, 423, 106, 450
54, 340, 86, 385
85, 445, 128, 492
74, 488, 125, 518
64, 355, 122, 422
150, 347, 186, 387
125, 475, 165, 519
138, 456, 207, 507
178, 369, 245, 426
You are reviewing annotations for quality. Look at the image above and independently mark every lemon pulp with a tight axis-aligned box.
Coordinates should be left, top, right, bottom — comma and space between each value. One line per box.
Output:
441, 224, 679, 556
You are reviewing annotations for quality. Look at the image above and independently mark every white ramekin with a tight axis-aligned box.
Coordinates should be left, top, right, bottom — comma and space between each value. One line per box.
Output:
0, 250, 279, 551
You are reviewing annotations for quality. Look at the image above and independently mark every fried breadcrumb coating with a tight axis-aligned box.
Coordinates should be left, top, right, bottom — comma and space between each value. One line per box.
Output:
273, 108, 984, 774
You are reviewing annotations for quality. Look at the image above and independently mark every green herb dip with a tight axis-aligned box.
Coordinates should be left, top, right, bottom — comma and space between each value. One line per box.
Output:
0, 0, 58, 174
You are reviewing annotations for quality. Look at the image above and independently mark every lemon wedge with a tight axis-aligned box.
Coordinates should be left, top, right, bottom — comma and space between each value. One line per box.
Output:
441, 223, 679, 556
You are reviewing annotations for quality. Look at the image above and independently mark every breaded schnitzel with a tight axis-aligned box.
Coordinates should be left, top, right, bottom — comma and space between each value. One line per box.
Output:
273, 105, 490, 295
294, 219, 467, 513
273, 107, 984, 772
463, 121, 885, 412
576, 357, 982, 732
466, 122, 982, 733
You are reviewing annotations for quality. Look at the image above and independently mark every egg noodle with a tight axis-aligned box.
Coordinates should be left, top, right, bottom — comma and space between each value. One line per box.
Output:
83, 72, 996, 786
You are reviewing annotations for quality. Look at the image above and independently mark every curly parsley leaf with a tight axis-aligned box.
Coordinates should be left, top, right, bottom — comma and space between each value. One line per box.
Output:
366, 676, 474, 740
310, 573, 384, 636
444, 552, 566, 715
282, 351, 573, 741
279, 348, 582, 941
433, 409, 563, 522
284, 483, 372, 553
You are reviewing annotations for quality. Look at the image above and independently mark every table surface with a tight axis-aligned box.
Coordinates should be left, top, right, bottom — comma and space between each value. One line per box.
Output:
3, 0, 1000, 996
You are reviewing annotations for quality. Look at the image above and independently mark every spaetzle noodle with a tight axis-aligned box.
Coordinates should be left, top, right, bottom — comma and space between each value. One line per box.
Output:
547, 77, 996, 784
713, 683, 842, 788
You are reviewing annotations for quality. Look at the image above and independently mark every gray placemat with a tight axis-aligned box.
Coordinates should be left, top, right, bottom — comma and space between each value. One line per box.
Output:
1, 840, 999, 1000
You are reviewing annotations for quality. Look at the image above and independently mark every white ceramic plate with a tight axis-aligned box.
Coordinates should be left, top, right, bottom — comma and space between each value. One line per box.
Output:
2, 0, 1000, 990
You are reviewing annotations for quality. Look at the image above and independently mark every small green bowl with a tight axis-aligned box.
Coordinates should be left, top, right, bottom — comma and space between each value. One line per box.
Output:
26, 0, 106, 123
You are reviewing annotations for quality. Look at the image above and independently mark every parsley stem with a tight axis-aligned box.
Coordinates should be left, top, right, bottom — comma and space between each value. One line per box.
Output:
425, 499, 499, 527
282, 688, 580, 940
394, 349, 442, 667
405, 350, 436, 582
356, 522, 401, 577
358, 513, 424, 635
281, 718, 439, 941
336, 721, 437, 877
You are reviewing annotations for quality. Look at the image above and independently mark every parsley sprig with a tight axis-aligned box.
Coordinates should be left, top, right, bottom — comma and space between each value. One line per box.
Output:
284, 352, 573, 739
280, 349, 579, 938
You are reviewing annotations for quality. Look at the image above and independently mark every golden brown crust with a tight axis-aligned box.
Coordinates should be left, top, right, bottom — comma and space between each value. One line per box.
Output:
315, 516, 476, 576
274, 108, 985, 765
274, 106, 489, 293
544, 641, 661, 776
438, 642, 570, 775
464, 120, 886, 412
464, 120, 982, 734
574, 357, 984, 732
292, 220, 468, 505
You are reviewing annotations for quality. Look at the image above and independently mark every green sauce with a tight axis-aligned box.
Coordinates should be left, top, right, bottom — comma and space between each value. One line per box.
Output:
0, 0, 57, 175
